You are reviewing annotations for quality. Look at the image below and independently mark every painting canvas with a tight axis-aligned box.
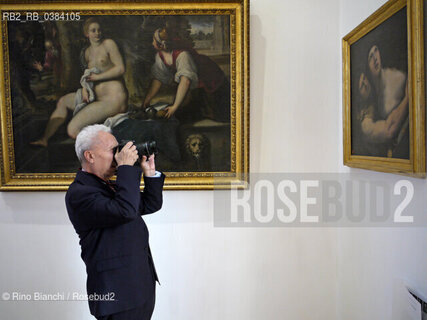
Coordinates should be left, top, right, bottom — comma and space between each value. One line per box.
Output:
350, 7, 408, 159
0, 0, 249, 190
342, 0, 425, 177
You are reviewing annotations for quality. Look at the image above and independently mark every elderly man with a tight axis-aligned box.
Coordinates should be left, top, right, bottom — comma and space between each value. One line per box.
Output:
65, 124, 164, 320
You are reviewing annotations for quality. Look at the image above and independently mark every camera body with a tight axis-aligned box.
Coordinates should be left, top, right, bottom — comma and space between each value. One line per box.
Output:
114, 140, 158, 165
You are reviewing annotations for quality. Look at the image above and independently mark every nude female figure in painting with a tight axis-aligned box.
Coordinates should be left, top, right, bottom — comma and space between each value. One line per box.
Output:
31, 17, 127, 147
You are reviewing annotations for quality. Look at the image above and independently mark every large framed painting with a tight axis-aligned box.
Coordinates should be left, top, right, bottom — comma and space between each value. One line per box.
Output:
343, 0, 425, 177
0, 0, 249, 190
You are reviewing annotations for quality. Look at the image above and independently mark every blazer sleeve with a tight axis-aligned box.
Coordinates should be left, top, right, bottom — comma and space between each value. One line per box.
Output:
67, 166, 142, 229
138, 172, 165, 215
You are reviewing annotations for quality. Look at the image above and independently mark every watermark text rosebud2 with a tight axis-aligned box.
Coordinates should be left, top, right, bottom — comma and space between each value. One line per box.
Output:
213, 173, 419, 227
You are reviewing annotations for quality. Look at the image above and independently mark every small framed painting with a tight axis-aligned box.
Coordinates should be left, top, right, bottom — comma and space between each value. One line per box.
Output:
342, 0, 425, 177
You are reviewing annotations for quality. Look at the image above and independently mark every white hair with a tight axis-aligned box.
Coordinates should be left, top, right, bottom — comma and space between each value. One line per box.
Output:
75, 124, 111, 164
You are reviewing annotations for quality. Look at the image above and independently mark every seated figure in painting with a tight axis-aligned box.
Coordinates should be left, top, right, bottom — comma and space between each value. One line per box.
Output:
32, 39, 62, 93
33, 40, 60, 74
31, 17, 127, 147
142, 28, 230, 123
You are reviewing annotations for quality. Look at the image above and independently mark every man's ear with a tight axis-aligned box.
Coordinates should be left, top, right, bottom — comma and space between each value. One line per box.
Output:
84, 150, 95, 164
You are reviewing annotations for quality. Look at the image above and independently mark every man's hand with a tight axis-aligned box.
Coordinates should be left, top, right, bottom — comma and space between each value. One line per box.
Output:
115, 142, 138, 166
141, 154, 156, 177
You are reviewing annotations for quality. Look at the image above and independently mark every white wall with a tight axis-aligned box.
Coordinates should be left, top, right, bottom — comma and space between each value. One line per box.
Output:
338, 0, 427, 319
0, 0, 342, 319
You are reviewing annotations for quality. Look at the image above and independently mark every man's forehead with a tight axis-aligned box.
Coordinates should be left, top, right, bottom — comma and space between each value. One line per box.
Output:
95, 131, 117, 148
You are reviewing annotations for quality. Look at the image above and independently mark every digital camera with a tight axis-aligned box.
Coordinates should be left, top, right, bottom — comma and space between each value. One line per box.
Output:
114, 140, 158, 165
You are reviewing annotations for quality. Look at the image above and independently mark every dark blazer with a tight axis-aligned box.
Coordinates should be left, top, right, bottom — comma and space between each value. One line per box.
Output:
65, 165, 164, 317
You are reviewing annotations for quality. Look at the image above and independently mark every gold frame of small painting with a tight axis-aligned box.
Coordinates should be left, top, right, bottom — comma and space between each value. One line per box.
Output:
342, 0, 425, 177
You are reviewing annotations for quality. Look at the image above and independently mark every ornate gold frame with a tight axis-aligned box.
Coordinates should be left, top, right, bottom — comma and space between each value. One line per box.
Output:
342, 0, 425, 177
0, 0, 249, 190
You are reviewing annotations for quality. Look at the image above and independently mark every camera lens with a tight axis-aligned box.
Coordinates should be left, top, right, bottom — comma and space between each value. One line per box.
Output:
115, 140, 157, 165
